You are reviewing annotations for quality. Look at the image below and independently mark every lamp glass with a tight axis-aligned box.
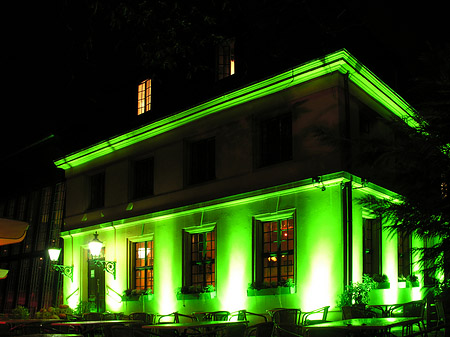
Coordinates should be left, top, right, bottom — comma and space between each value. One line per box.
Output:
89, 232, 103, 257
48, 248, 62, 262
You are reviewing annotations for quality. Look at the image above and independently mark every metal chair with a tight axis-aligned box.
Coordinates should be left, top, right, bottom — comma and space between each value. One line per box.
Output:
204, 311, 231, 321
246, 321, 274, 337
271, 309, 302, 337
82, 312, 104, 321
129, 312, 155, 324
300, 306, 330, 326
434, 299, 446, 337
389, 300, 426, 335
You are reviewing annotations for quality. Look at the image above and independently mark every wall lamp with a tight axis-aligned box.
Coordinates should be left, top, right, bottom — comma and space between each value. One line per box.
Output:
312, 176, 326, 191
89, 232, 116, 279
48, 248, 73, 281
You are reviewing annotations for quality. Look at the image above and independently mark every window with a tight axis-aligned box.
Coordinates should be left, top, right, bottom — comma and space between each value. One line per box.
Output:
259, 113, 292, 167
183, 226, 216, 289
133, 240, 154, 291
398, 232, 411, 278
188, 137, 215, 185
363, 218, 381, 276
89, 172, 105, 209
254, 215, 295, 285
137, 79, 151, 115
133, 157, 154, 199
216, 38, 235, 80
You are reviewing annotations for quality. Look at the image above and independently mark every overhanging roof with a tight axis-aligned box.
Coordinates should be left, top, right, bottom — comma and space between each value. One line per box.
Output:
54, 49, 419, 170
0, 218, 29, 246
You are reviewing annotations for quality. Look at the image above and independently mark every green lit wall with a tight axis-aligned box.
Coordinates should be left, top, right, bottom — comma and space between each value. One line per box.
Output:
61, 174, 422, 317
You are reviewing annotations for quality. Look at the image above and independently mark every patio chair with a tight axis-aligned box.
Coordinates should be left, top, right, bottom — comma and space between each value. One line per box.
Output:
129, 312, 155, 324
272, 309, 302, 337
300, 306, 330, 326
175, 312, 196, 323
434, 299, 446, 337
229, 309, 268, 324
204, 310, 231, 321
389, 300, 426, 335
246, 321, 274, 337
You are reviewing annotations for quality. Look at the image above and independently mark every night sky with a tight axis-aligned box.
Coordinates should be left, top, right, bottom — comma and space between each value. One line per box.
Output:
1, 1, 448, 161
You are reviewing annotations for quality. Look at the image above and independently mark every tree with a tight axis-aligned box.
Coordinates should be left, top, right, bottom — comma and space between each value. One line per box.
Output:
359, 43, 450, 284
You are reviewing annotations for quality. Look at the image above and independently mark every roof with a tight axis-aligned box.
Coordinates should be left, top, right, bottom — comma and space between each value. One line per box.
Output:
54, 49, 418, 171
0, 218, 29, 246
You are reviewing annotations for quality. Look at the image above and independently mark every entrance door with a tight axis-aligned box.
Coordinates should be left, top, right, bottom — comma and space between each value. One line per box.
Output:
87, 258, 106, 313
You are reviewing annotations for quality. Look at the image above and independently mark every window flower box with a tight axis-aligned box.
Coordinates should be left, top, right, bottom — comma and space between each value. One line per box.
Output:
406, 275, 419, 288
176, 285, 216, 301
122, 289, 152, 301
247, 279, 295, 296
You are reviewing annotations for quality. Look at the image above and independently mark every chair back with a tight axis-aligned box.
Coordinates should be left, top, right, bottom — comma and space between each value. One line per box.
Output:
157, 312, 178, 323
390, 300, 425, 318
103, 312, 117, 320
205, 311, 230, 321
129, 312, 154, 324
272, 309, 301, 325
175, 313, 196, 323
301, 306, 330, 325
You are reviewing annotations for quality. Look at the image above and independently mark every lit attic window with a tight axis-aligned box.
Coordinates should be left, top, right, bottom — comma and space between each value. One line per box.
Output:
137, 79, 151, 115
217, 38, 235, 80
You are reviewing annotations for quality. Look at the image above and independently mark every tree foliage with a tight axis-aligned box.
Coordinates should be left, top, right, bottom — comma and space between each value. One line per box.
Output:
359, 43, 450, 280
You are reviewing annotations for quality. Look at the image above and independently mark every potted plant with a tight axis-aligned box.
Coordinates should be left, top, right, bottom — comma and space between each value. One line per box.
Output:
11, 305, 30, 319
247, 278, 295, 296
373, 274, 390, 289
398, 275, 407, 288
176, 285, 216, 300
406, 274, 419, 288
337, 274, 377, 318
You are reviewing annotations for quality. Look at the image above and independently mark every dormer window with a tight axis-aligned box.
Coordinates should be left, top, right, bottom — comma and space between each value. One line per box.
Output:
216, 38, 235, 80
137, 79, 151, 115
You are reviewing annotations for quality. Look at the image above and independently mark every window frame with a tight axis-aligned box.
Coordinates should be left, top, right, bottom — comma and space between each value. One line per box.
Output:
182, 224, 216, 290
398, 231, 412, 279
256, 112, 293, 168
362, 217, 382, 277
128, 235, 154, 292
186, 137, 216, 186
253, 210, 296, 286
137, 79, 151, 115
216, 38, 235, 80
131, 156, 154, 200
88, 171, 105, 210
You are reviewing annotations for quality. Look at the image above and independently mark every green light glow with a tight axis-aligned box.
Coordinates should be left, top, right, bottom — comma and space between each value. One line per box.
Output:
54, 49, 418, 170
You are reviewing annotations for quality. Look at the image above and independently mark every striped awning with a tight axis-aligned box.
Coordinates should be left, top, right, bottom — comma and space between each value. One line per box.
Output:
0, 218, 29, 246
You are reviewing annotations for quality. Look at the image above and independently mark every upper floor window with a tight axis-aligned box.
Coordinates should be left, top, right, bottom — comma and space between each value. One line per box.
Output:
187, 137, 215, 185
253, 213, 295, 285
183, 225, 216, 289
89, 172, 105, 209
398, 232, 411, 279
138, 79, 151, 115
132, 157, 154, 199
133, 240, 154, 292
259, 113, 292, 167
363, 218, 382, 276
216, 38, 235, 80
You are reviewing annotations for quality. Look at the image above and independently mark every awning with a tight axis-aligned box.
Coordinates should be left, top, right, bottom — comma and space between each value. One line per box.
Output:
0, 269, 8, 279
0, 218, 29, 246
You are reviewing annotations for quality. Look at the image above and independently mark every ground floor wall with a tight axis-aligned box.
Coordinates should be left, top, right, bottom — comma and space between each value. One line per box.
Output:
61, 174, 423, 318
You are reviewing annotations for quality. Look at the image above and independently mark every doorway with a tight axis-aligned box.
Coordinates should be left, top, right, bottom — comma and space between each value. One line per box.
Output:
87, 258, 105, 313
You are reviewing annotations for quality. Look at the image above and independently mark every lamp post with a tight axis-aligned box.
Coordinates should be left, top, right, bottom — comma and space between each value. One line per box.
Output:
48, 247, 73, 281
88, 232, 116, 279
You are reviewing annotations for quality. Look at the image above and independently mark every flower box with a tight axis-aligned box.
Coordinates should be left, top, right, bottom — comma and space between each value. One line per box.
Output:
247, 286, 295, 296
176, 291, 216, 301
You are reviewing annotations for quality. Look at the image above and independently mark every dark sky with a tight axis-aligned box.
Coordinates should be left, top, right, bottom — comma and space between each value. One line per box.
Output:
1, 1, 448, 160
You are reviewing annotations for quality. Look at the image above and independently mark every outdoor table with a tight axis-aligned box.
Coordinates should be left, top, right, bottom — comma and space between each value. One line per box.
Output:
0, 318, 63, 334
303, 317, 422, 337
51, 319, 142, 336
142, 320, 248, 336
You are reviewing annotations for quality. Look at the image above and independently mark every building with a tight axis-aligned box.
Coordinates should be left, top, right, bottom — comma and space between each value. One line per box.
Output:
54, 49, 423, 318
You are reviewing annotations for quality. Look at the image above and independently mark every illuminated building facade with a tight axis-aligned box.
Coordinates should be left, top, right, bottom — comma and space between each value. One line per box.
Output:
55, 50, 423, 317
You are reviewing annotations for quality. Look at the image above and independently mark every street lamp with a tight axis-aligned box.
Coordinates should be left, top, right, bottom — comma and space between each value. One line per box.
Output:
89, 232, 116, 279
48, 247, 73, 281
